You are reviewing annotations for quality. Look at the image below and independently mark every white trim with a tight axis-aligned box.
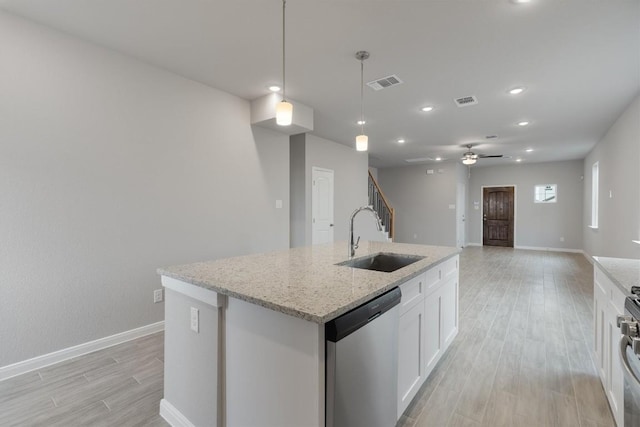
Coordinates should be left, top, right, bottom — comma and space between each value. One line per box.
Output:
0, 321, 164, 382
160, 399, 196, 427
583, 250, 595, 264
588, 225, 599, 230
161, 276, 225, 307
480, 185, 517, 247
514, 245, 584, 254
466, 242, 482, 247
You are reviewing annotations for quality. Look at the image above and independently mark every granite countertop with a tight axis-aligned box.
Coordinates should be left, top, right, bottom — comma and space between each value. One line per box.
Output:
593, 256, 640, 294
158, 241, 460, 324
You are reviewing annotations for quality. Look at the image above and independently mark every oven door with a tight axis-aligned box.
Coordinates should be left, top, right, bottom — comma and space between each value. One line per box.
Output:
620, 336, 640, 425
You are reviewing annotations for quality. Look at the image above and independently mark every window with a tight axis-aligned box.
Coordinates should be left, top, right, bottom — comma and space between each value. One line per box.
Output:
590, 162, 599, 228
534, 184, 557, 203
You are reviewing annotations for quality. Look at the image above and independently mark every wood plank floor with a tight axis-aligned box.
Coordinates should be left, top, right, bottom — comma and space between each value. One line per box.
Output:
0, 332, 168, 426
0, 247, 615, 426
398, 246, 615, 427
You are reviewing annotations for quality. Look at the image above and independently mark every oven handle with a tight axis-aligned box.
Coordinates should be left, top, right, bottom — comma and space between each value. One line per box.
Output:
620, 336, 640, 386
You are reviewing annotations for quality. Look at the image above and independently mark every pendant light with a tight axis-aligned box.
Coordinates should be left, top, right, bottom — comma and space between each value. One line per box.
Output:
276, 0, 293, 126
355, 51, 370, 151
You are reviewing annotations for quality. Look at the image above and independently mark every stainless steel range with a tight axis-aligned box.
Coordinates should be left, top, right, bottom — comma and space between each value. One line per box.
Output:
617, 291, 640, 426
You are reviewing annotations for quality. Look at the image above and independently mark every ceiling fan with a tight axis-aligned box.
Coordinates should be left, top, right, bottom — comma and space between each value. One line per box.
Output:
461, 144, 506, 165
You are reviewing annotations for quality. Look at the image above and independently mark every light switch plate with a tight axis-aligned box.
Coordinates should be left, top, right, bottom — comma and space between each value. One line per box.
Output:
275, 199, 283, 209
153, 289, 163, 303
190, 307, 199, 333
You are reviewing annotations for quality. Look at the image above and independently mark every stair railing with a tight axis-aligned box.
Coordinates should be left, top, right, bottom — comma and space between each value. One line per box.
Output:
368, 170, 394, 241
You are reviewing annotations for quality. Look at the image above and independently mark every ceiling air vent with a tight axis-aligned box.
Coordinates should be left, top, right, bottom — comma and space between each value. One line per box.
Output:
367, 75, 403, 91
454, 95, 478, 107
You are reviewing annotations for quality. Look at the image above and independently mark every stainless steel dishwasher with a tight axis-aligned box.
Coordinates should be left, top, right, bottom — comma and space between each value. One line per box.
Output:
325, 287, 401, 427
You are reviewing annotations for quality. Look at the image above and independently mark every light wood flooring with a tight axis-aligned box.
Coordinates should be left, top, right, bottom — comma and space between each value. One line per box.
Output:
0, 247, 615, 426
398, 246, 615, 427
0, 332, 168, 426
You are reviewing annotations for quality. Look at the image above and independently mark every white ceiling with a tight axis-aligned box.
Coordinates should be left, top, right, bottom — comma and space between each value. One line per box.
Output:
1, 0, 638, 168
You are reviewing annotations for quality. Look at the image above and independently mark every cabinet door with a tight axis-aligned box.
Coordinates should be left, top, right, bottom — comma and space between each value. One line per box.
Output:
607, 312, 623, 427
440, 278, 458, 348
397, 302, 424, 419
423, 291, 441, 374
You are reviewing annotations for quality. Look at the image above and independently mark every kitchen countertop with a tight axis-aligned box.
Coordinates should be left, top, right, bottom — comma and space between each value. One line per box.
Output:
158, 241, 459, 323
593, 256, 640, 295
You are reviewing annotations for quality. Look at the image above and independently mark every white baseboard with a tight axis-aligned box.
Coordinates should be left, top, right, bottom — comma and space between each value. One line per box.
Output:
160, 399, 196, 427
514, 245, 584, 254
0, 321, 164, 382
582, 250, 595, 264
466, 242, 482, 247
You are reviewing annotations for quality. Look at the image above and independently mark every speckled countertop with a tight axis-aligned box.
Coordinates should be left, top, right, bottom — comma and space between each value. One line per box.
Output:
593, 256, 640, 294
158, 241, 459, 324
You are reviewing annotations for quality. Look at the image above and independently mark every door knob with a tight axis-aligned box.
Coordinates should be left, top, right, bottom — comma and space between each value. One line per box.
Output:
330, 224, 334, 227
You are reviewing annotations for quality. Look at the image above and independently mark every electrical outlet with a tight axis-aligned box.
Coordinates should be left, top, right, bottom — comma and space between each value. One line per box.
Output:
153, 289, 163, 303
190, 307, 199, 333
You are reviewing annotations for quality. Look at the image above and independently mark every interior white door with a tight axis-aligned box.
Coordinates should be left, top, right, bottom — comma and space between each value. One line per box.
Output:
312, 167, 334, 245
456, 183, 466, 248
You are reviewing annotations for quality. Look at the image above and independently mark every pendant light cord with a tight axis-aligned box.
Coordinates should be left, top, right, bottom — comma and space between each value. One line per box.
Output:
282, 0, 286, 102
360, 59, 364, 134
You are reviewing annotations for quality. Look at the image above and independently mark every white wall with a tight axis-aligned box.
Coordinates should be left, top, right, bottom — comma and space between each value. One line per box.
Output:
378, 162, 459, 247
0, 12, 290, 367
583, 95, 640, 259
467, 160, 584, 250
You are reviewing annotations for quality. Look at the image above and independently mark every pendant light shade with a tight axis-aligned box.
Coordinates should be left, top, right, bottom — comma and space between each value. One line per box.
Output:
277, 0, 292, 126
356, 134, 368, 151
276, 101, 293, 126
355, 51, 370, 151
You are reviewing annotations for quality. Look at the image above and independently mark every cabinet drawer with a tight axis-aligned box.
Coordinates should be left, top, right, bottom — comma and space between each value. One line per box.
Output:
400, 273, 425, 315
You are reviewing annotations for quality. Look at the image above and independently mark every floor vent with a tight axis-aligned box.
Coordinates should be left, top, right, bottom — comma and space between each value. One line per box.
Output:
367, 75, 403, 91
454, 95, 478, 107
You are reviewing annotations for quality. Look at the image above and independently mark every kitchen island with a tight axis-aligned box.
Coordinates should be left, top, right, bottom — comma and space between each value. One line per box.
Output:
158, 241, 460, 427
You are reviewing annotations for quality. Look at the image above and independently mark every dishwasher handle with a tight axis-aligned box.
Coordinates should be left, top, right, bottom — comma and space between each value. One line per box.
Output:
326, 287, 401, 343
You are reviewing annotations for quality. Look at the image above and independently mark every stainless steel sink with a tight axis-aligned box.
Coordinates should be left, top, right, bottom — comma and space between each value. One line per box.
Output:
337, 252, 426, 273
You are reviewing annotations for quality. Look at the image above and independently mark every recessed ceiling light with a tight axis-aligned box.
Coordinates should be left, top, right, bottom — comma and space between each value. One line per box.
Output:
421, 106, 434, 112
435, 157, 442, 161
397, 139, 405, 144
516, 158, 523, 162
268, 85, 281, 92
508, 87, 525, 95
512, 0, 531, 3
518, 121, 530, 126
526, 148, 534, 152
356, 120, 366, 125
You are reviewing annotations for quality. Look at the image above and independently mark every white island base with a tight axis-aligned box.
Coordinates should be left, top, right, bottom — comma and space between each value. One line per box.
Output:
157, 243, 459, 427
161, 277, 326, 427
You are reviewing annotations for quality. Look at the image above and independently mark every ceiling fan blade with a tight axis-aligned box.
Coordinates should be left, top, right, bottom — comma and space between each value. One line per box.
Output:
478, 154, 504, 158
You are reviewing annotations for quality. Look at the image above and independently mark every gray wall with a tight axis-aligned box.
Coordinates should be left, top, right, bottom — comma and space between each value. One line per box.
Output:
583, 95, 640, 259
289, 134, 372, 247
289, 134, 306, 248
467, 160, 584, 250
0, 12, 290, 366
378, 162, 459, 246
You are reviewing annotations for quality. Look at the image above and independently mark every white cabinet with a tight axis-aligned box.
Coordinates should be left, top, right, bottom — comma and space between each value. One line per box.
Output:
593, 265, 625, 427
397, 255, 459, 419
398, 300, 425, 413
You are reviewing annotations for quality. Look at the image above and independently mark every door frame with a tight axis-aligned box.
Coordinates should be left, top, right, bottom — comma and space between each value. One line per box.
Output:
480, 185, 517, 247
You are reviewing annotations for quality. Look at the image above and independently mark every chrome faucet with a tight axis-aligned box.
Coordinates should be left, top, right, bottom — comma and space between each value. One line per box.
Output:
349, 205, 383, 258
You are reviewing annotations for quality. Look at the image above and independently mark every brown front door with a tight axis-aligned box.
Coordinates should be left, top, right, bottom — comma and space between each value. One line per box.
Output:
483, 186, 514, 247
